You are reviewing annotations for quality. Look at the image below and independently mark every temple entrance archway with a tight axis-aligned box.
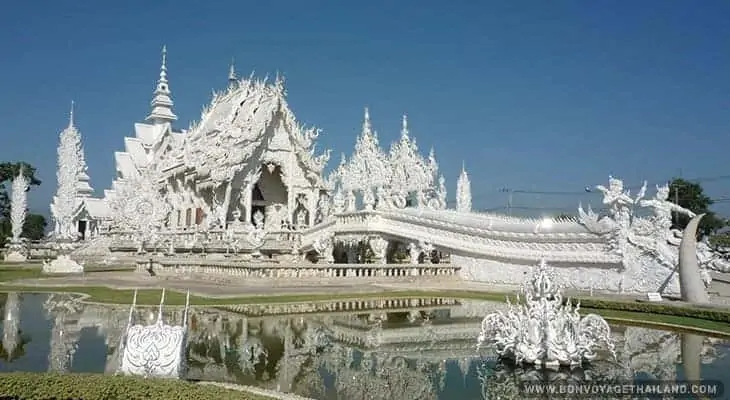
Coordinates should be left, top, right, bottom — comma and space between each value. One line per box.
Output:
251, 164, 288, 228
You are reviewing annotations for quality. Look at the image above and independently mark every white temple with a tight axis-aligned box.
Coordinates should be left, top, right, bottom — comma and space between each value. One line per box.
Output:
51, 46, 730, 297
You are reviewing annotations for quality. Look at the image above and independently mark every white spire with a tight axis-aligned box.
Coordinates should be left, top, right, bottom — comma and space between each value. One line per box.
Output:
69, 100, 75, 128
363, 107, 372, 135
228, 57, 238, 88
401, 114, 409, 138
146, 45, 177, 124
456, 163, 472, 212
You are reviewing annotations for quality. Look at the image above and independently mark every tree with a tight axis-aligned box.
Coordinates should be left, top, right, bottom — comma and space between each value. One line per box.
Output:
0, 162, 42, 246
668, 178, 726, 239
22, 213, 47, 241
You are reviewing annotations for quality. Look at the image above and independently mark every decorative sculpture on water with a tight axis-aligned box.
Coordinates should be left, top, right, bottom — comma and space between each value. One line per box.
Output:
5, 168, 29, 261
118, 289, 191, 378
477, 259, 615, 368
2, 293, 23, 361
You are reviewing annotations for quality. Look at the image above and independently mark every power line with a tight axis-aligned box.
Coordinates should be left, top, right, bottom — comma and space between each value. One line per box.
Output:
490, 174, 730, 197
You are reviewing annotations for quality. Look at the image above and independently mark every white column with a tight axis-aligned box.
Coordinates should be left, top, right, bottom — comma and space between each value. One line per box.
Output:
244, 182, 253, 224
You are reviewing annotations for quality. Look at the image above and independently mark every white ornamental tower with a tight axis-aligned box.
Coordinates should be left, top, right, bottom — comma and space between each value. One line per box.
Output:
145, 45, 177, 125
50, 102, 86, 239
456, 163, 472, 212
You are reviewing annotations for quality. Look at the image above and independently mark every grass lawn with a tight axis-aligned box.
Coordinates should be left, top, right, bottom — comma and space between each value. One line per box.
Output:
0, 279, 728, 335
0, 264, 134, 282
0, 372, 276, 400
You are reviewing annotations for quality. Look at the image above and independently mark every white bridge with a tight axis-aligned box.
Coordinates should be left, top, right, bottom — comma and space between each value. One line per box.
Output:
300, 208, 619, 266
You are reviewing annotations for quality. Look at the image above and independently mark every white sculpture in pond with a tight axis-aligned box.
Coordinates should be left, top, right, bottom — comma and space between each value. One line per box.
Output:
5, 168, 30, 262
118, 289, 190, 379
477, 259, 615, 368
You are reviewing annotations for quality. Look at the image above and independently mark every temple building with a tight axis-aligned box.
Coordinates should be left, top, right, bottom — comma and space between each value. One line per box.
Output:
61, 46, 435, 240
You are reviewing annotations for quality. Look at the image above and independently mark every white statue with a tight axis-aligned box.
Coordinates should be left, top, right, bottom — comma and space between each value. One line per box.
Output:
118, 289, 190, 378
408, 242, 421, 264
317, 192, 330, 221
640, 183, 696, 240
478, 259, 616, 368
5, 168, 30, 261
595, 176, 635, 232
247, 210, 266, 256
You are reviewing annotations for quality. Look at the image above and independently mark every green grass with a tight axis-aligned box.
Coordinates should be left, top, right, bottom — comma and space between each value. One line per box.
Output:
582, 307, 730, 334
2, 264, 730, 335
1, 282, 729, 335
0, 265, 135, 282
0, 372, 275, 400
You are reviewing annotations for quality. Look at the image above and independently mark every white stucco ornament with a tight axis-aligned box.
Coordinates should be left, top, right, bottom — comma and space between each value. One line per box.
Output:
118, 289, 190, 378
477, 259, 616, 368
107, 167, 171, 252
5, 169, 30, 261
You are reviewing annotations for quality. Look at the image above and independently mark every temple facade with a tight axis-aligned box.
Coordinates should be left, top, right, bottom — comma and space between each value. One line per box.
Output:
52, 47, 727, 297
62, 47, 441, 242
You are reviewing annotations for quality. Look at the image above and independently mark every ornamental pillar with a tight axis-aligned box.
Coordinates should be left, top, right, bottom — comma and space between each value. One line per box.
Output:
244, 182, 253, 225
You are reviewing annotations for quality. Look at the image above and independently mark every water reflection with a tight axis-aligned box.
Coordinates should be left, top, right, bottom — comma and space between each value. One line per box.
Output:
0, 293, 728, 400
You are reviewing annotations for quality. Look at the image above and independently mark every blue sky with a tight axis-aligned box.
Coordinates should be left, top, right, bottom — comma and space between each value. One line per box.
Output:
0, 0, 728, 218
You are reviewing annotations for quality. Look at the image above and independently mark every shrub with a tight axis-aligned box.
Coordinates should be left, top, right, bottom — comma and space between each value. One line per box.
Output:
571, 297, 730, 323
0, 372, 273, 400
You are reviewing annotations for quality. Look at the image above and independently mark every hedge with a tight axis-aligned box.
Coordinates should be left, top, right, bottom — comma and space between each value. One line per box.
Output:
570, 297, 730, 324
0, 372, 273, 400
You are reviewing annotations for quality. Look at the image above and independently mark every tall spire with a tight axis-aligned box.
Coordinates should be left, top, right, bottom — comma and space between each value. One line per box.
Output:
146, 45, 177, 124
362, 107, 372, 135
401, 114, 409, 138
456, 163, 472, 212
68, 101, 75, 128
228, 58, 238, 89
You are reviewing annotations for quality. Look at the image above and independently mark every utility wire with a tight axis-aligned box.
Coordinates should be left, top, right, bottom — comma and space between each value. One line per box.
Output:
490, 174, 730, 197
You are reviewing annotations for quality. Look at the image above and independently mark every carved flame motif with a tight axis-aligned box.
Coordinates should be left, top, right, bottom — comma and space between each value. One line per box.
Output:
121, 324, 186, 377
118, 289, 190, 379
107, 167, 171, 251
477, 259, 615, 368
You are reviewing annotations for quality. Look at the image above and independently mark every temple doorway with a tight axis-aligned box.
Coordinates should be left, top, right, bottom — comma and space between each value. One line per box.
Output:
77, 220, 87, 240
251, 164, 288, 228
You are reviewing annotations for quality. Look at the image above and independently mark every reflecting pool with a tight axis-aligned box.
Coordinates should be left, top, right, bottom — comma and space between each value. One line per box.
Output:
0, 292, 728, 399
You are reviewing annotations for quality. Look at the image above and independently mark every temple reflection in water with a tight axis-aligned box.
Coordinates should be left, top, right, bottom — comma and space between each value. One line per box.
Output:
0, 293, 728, 400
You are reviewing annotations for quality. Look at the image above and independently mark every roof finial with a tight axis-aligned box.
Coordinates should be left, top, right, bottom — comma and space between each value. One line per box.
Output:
160, 45, 168, 83
146, 45, 177, 124
401, 114, 409, 138
462, 160, 466, 173
363, 107, 372, 135
228, 57, 238, 87
69, 100, 75, 128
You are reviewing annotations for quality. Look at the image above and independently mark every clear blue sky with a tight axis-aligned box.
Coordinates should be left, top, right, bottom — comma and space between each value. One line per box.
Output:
1, 0, 728, 218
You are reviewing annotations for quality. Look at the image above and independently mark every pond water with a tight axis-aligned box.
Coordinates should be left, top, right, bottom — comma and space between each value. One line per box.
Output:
0, 292, 729, 400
